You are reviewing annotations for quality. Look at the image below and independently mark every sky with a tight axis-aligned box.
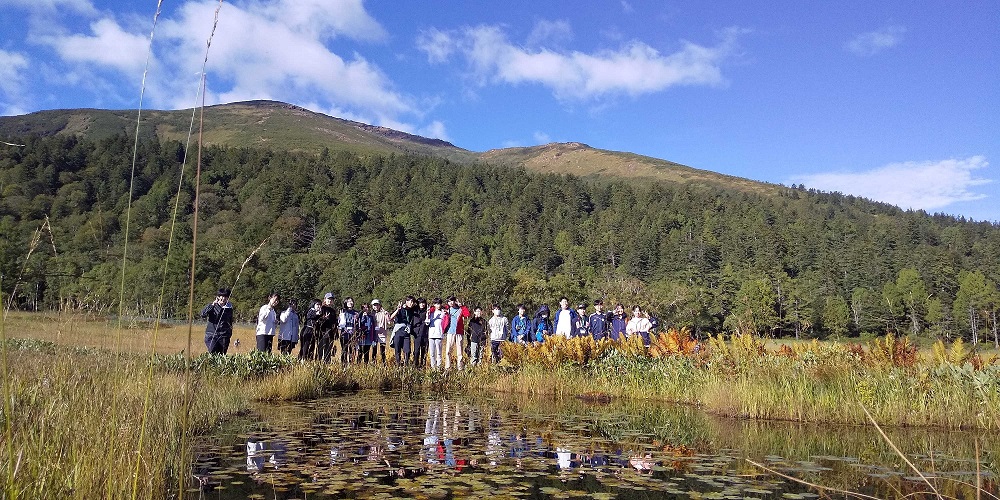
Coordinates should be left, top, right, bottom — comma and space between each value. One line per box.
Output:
1, 0, 998, 221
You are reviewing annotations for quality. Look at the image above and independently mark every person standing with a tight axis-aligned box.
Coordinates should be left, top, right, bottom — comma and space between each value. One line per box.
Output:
426, 298, 446, 370
531, 305, 553, 343
488, 305, 510, 363
575, 304, 589, 338
411, 298, 429, 368
609, 303, 627, 341
277, 299, 299, 355
553, 297, 580, 340
299, 299, 321, 361
201, 287, 234, 354
391, 296, 416, 365
510, 304, 530, 344
338, 298, 361, 364
443, 296, 470, 370
588, 300, 609, 341
358, 303, 378, 363
371, 299, 391, 364
626, 305, 654, 347
316, 292, 338, 362
255, 292, 280, 353
468, 306, 487, 366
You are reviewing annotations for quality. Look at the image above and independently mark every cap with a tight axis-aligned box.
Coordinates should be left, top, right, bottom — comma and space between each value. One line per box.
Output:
371, 299, 381, 305
324, 292, 334, 300
217, 288, 231, 297
577, 304, 586, 310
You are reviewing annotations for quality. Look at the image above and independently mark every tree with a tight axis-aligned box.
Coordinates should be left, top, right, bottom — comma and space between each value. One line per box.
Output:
725, 276, 778, 336
953, 270, 995, 345
822, 295, 850, 338
895, 268, 928, 335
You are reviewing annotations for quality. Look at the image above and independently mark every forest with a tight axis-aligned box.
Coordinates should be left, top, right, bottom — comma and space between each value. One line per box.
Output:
2, 133, 1000, 342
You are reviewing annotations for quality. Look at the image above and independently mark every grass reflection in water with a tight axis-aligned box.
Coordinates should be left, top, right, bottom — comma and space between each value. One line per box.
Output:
192, 392, 997, 499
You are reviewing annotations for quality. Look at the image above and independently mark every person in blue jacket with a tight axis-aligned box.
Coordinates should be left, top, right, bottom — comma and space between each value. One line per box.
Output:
510, 304, 531, 343
530, 305, 553, 342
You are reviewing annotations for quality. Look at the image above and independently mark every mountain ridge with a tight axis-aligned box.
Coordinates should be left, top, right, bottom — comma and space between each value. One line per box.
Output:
0, 99, 775, 194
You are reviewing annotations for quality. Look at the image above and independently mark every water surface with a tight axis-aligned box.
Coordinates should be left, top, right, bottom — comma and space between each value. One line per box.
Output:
192, 391, 997, 498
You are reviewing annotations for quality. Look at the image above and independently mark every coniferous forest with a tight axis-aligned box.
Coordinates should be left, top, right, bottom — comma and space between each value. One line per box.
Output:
3, 134, 1000, 342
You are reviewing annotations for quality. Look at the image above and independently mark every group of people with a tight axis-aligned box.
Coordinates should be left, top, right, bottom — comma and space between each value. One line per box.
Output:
202, 288, 659, 368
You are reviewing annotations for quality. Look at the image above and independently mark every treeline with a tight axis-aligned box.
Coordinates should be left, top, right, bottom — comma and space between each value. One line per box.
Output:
2, 134, 1000, 342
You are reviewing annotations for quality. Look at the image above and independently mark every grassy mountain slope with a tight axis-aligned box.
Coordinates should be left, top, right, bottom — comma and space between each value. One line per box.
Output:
1, 100, 773, 193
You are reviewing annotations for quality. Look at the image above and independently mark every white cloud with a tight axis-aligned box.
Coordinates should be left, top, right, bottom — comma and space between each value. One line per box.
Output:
533, 131, 551, 144
526, 19, 573, 48
41, 18, 148, 74
419, 24, 742, 100
418, 120, 449, 141
0, 49, 30, 115
0, 0, 97, 15
790, 156, 991, 211
845, 25, 905, 56
416, 28, 455, 64
23, 0, 441, 132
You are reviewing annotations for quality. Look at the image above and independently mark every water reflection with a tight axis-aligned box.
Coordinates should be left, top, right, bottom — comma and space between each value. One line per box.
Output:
192, 392, 998, 499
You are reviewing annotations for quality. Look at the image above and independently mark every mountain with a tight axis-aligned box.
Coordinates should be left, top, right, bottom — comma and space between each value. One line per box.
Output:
0, 100, 776, 194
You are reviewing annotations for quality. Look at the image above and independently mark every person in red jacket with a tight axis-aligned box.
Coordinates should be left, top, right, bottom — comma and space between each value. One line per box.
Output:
443, 295, 470, 370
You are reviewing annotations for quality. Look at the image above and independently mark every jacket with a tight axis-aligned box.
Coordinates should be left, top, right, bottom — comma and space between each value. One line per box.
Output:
443, 305, 470, 335
552, 307, 581, 339
468, 316, 487, 344
339, 308, 360, 339
278, 308, 299, 342
587, 312, 609, 340
426, 307, 446, 340
530, 305, 553, 342
256, 304, 277, 337
201, 301, 234, 337
510, 314, 531, 342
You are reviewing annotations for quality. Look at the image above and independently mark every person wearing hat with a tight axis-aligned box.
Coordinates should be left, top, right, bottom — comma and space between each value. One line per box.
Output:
201, 288, 235, 354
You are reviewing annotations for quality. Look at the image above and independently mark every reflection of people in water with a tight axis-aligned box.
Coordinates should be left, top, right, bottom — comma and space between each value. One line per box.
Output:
246, 438, 267, 473
628, 452, 658, 474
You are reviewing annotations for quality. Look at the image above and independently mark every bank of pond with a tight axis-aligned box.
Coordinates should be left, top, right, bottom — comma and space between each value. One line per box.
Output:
2, 332, 999, 498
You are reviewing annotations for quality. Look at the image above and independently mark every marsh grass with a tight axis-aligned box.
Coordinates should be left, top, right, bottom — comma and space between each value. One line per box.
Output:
2, 347, 249, 499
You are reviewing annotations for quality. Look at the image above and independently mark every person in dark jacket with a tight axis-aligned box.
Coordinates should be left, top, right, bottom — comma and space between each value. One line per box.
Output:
391, 296, 416, 365
587, 299, 610, 340
609, 303, 627, 341
299, 299, 321, 361
339, 298, 360, 364
530, 305, 553, 343
411, 298, 429, 368
316, 293, 338, 363
468, 306, 487, 365
202, 288, 234, 354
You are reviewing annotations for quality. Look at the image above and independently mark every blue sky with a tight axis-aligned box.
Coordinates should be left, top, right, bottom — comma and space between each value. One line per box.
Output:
1, 0, 998, 221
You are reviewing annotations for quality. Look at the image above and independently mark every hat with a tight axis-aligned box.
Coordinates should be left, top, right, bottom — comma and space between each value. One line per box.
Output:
370, 299, 381, 305
577, 304, 586, 310
217, 288, 231, 297
324, 292, 334, 300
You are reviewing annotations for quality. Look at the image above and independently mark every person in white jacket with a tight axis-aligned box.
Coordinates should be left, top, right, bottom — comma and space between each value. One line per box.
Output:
625, 305, 653, 347
425, 298, 446, 370
256, 292, 280, 352
277, 299, 299, 355
487, 305, 510, 364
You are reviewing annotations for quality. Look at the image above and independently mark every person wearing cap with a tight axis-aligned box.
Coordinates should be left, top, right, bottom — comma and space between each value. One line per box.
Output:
371, 299, 391, 363
574, 304, 589, 338
201, 287, 235, 354
255, 292, 281, 353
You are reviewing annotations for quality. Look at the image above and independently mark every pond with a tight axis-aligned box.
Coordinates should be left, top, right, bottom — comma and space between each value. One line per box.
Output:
191, 391, 997, 499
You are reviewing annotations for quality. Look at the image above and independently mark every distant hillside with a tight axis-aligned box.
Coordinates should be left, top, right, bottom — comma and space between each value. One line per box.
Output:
0, 100, 775, 194
0, 100, 479, 164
